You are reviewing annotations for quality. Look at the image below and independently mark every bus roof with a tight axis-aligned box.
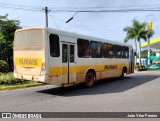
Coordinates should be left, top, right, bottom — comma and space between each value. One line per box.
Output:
15, 27, 132, 48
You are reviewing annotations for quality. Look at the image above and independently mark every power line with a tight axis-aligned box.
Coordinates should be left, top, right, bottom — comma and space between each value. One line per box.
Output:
1, 2, 160, 13
49, 13, 59, 28
0, 6, 42, 12
2, 2, 160, 29
13, 11, 37, 19
50, 9, 160, 13
0, 3, 42, 9
49, 4, 160, 11
49, 13, 65, 22
1, 2, 160, 10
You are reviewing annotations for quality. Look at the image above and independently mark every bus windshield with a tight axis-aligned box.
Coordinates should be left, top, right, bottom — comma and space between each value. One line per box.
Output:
14, 29, 44, 50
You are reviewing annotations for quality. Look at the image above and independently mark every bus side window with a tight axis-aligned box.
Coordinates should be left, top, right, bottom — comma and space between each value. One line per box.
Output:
113, 45, 122, 58
70, 45, 74, 62
49, 34, 60, 57
122, 46, 129, 58
77, 39, 90, 58
103, 43, 113, 58
90, 41, 102, 58
96, 42, 103, 58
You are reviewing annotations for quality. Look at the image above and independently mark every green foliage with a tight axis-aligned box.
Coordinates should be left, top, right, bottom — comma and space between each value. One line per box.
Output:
135, 65, 146, 69
0, 60, 10, 73
0, 80, 44, 91
123, 19, 154, 66
140, 49, 156, 58
140, 50, 148, 58
0, 14, 21, 71
138, 68, 147, 71
0, 73, 23, 85
123, 19, 148, 43
0, 73, 14, 84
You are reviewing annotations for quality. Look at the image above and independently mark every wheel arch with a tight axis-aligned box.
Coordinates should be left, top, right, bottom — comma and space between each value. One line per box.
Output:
123, 66, 127, 74
85, 68, 96, 78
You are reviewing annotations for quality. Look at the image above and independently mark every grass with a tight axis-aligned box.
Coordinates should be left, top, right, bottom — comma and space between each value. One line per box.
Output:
0, 73, 45, 91
0, 73, 15, 84
0, 81, 45, 91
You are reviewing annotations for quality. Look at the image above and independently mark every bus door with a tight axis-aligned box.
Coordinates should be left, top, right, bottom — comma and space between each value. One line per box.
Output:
62, 42, 76, 84
129, 49, 134, 73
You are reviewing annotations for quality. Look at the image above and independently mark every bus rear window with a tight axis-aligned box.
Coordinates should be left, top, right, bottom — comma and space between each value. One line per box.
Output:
14, 29, 43, 50
49, 34, 60, 57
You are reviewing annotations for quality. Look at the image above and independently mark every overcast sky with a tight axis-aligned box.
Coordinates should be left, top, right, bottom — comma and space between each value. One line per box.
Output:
0, 0, 160, 50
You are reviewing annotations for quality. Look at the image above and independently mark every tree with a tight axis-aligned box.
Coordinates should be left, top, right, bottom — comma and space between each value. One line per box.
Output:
0, 14, 21, 71
140, 49, 156, 58
123, 24, 138, 65
123, 19, 148, 66
146, 28, 154, 58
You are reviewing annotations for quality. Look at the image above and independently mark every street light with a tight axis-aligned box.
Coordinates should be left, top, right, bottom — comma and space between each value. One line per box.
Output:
66, 17, 73, 23
66, 12, 79, 23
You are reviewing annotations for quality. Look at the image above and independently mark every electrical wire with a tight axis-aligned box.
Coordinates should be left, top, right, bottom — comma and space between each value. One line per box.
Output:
50, 9, 160, 13
49, 13, 65, 22
0, 3, 42, 9
1, 2, 160, 13
0, 6, 42, 12
13, 11, 37, 19
49, 13, 60, 28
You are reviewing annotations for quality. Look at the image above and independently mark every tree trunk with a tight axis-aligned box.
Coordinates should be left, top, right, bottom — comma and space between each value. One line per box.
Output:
139, 40, 141, 66
134, 39, 137, 65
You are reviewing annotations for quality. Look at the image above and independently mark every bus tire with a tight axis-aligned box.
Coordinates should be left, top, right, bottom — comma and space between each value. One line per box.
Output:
85, 72, 95, 87
120, 69, 124, 79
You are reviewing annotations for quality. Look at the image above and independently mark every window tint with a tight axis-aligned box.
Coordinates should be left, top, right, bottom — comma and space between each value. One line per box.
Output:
90, 41, 102, 58
113, 45, 122, 58
49, 34, 60, 57
122, 46, 129, 58
103, 43, 113, 58
62, 44, 68, 63
77, 39, 90, 58
70, 45, 74, 62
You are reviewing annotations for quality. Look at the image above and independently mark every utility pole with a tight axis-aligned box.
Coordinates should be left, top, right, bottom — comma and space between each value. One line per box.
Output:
147, 22, 152, 65
42, 6, 50, 27
147, 22, 152, 58
148, 37, 150, 57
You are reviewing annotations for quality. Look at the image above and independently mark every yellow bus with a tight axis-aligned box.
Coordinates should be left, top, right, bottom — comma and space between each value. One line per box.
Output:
14, 27, 134, 87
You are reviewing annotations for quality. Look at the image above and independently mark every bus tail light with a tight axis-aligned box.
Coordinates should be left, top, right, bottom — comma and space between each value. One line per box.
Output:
40, 63, 45, 76
14, 62, 18, 73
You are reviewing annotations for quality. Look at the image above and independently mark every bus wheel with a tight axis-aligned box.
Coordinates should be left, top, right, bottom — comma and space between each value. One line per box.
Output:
120, 69, 124, 79
85, 72, 95, 87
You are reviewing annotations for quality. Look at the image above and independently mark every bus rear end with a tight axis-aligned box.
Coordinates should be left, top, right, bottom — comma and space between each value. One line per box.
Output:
14, 28, 48, 83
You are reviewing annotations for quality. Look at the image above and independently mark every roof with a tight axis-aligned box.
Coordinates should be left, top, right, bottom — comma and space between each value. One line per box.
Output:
16, 27, 132, 48
141, 37, 160, 49
47, 28, 132, 47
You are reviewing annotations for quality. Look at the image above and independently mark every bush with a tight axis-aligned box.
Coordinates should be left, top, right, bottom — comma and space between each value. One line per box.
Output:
0, 73, 24, 85
138, 68, 147, 71
0, 60, 10, 73
0, 73, 14, 84
134, 65, 146, 69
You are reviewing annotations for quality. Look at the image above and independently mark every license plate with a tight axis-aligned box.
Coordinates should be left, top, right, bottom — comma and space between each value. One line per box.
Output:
25, 68, 31, 71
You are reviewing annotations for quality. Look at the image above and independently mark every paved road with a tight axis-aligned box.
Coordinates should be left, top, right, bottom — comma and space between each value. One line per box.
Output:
0, 71, 160, 121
